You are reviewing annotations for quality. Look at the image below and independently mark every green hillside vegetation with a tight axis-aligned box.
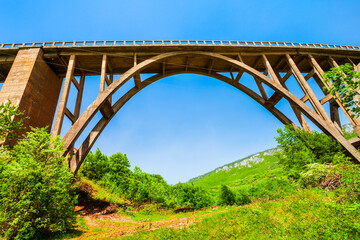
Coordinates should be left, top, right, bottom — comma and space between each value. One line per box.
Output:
121, 125, 360, 239
191, 151, 283, 191
124, 188, 360, 240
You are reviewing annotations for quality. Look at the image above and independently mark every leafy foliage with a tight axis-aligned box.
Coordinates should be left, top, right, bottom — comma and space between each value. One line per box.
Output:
80, 148, 108, 180
299, 163, 332, 188
275, 125, 347, 173
0, 102, 76, 240
218, 185, 236, 205
170, 183, 213, 208
323, 63, 360, 118
0, 101, 27, 144
80, 149, 214, 209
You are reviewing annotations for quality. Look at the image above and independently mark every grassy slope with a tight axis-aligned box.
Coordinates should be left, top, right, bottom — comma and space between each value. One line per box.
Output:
123, 189, 360, 240
192, 152, 283, 191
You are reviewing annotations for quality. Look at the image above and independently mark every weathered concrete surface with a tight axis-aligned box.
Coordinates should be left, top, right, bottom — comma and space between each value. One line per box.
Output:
0, 48, 62, 136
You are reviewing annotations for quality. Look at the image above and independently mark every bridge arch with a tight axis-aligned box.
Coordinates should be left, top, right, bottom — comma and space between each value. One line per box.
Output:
61, 51, 360, 173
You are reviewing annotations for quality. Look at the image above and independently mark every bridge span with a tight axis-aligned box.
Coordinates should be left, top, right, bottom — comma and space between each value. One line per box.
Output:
0, 40, 359, 172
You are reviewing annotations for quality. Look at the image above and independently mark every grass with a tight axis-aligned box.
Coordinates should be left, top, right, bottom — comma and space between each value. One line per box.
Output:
80, 178, 127, 205
122, 189, 360, 240
343, 130, 358, 140
124, 205, 232, 222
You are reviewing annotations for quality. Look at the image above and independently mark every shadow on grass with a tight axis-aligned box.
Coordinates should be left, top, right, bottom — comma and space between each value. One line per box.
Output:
39, 229, 83, 240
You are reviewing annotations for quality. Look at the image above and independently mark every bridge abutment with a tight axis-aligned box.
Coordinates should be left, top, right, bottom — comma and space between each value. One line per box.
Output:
0, 48, 62, 136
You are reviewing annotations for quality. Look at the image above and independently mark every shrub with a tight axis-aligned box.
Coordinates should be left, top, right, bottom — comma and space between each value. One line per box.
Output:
333, 161, 360, 202
0, 102, 76, 240
235, 189, 251, 205
0, 128, 76, 240
299, 163, 332, 188
80, 148, 109, 180
0, 101, 26, 145
248, 177, 295, 200
218, 184, 236, 205
275, 125, 347, 172
172, 183, 213, 208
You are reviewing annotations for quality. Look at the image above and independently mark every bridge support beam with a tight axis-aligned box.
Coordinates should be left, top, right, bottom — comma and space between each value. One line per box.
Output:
0, 48, 62, 138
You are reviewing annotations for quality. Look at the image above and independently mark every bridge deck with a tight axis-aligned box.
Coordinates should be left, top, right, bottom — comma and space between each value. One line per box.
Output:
0, 40, 359, 81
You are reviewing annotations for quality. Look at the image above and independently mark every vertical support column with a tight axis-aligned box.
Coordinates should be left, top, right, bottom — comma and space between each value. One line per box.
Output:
74, 73, 85, 119
0, 48, 62, 138
330, 101, 341, 128
353, 62, 360, 135
52, 55, 76, 136
98, 55, 113, 119
100, 55, 107, 93
133, 53, 142, 88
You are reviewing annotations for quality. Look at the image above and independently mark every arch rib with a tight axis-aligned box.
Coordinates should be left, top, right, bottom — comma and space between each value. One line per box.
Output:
61, 51, 360, 171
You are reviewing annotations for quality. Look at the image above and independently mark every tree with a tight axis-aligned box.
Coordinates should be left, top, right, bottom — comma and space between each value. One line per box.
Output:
80, 148, 108, 180
0, 102, 76, 240
275, 125, 347, 172
323, 63, 360, 118
0, 101, 27, 145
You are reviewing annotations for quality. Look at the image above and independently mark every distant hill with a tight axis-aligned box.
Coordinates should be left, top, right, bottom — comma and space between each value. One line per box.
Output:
188, 148, 280, 183
188, 148, 282, 190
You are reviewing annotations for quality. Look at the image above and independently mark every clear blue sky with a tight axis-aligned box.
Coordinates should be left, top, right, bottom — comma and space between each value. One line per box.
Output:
1, 0, 360, 184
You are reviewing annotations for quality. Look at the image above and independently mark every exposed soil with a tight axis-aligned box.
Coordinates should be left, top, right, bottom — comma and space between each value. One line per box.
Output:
76, 181, 118, 215
70, 181, 200, 239
71, 212, 196, 239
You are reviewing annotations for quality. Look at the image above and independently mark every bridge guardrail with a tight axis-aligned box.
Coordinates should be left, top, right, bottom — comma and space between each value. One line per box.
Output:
0, 40, 359, 51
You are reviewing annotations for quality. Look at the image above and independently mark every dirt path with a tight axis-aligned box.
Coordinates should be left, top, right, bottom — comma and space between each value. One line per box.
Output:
69, 212, 197, 239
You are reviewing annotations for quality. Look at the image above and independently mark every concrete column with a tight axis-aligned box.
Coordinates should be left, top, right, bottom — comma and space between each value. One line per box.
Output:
0, 48, 62, 136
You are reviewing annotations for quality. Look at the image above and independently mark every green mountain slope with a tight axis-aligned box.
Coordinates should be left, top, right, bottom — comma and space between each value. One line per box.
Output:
190, 148, 284, 191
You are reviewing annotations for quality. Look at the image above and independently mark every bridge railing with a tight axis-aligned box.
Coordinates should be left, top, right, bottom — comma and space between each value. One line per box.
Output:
1, 40, 359, 51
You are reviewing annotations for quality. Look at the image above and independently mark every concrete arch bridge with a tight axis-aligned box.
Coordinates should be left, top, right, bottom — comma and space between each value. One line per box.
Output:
0, 40, 360, 173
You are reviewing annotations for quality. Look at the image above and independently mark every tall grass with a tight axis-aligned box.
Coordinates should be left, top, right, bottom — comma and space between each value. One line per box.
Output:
123, 189, 360, 240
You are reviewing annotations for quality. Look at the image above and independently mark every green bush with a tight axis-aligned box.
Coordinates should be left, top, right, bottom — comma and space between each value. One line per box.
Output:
276, 125, 347, 173
235, 189, 251, 205
171, 183, 214, 208
0, 128, 76, 240
0, 102, 76, 240
248, 177, 295, 200
333, 162, 360, 202
218, 184, 236, 205
299, 163, 332, 188
80, 148, 109, 180
0, 101, 26, 145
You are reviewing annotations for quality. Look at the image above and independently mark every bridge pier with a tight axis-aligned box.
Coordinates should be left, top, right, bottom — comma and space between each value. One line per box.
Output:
0, 48, 62, 137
